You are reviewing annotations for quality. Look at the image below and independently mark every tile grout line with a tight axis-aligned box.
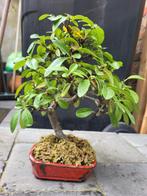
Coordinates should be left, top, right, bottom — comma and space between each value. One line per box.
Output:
0, 129, 20, 182
118, 134, 147, 160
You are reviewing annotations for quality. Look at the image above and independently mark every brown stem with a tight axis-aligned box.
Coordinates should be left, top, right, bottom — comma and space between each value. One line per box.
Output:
61, 95, 77, 103
48, 102, 66, 139
84, 95, 100, 106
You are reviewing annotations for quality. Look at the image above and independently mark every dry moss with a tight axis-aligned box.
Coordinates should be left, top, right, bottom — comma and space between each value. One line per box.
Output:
33, 134, 96, 166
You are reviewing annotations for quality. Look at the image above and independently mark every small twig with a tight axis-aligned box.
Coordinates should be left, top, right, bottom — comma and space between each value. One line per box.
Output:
61, 95, 77, 103
39, 108, 48, 112
84, 95, 96, 101
84, 95, 100, 106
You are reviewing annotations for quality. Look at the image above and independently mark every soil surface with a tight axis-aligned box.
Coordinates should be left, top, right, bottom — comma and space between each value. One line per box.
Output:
33, 134, 96, 166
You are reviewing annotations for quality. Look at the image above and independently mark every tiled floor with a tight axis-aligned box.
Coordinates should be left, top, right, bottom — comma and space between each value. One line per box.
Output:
0, 129, 147, 196
0, 101, 15, 109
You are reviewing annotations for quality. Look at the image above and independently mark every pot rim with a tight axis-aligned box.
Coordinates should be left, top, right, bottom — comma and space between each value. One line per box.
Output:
29, 144, 96, 169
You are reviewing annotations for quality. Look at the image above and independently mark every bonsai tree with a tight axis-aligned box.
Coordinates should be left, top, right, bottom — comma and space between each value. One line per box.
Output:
10, 14, 142, 137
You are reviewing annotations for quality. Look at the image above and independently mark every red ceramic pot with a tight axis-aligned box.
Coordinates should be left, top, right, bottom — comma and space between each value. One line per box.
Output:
29, 145, 96, 182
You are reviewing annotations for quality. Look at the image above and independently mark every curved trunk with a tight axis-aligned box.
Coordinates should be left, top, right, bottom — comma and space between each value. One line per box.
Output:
48, 109, 66, 139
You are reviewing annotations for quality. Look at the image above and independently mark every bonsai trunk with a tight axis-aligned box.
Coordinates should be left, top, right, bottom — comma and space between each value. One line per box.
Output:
48, 108, 66, 139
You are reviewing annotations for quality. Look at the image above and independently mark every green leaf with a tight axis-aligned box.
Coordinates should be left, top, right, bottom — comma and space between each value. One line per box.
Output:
27, 59, 38, 70
109, 112, 118, 127
57, 99, 69, 109
26, 93, 37, 102
46, 79, 57, 89
72, 15, 94, 26
27, 42, 35, 54
73, 99, 80, 108
55, 49, 61, 57
72, 53, 81, 59
76, 108, 94, 118
41, 111, 47, 116
62, 72, 68, 78
39, 14, 50, 21
82, 67, 92, 75
95, 67, 104, 76
72, 69, 87, 78
123, 99, 134, 112
24, 83, 33, 94
124, 75, 144, 82
44, 57, 68, 77
108, 102, 118, 126
32, 59, 39, 69
61, 84, 71, 97
39, 35, 50, 44
52, 16, 67, 32
104, 68, 114, 84
63, 37, 79, 47
21, 69, 30, 77
48, 15, 62, 21
114, 107, 122, 122
115, 101, 125, 113
14, 59, 26, 71
102, 86, 115, 100
41, 97, 52, 105
123, 106, 135, 124
111, 61, 123, 70
123, 113, 129, 125
80, 62, 95, 70
15, 82, 27, 97
25, 71, 33, 78
78, 47, 97, 58
77, 79, 90, 97
30, 34, 39, 39
33, 94, 43, 109
68, 63, 78, 75
116, 102, 135, 124
89, 26, 104, 45
36, 82, 46, 89
104, 52, 113, 62
10, 111, 20, 132
37, 45, 46, 55
53, 39, 69, 55
20, 109, 33, 128
129, 90, 139, 104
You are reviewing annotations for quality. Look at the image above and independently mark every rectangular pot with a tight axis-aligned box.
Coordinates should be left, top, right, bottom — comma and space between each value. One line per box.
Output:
29, 146, 96, 182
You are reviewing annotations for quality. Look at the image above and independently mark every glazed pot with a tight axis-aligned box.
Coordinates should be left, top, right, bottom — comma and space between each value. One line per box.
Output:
29, 145, 96, 182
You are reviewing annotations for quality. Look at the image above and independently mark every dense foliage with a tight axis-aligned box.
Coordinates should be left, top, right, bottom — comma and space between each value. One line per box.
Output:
10, 14, 142, 132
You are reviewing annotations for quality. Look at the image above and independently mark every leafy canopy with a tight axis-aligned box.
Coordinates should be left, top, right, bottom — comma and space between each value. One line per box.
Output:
10, 13, 142, 132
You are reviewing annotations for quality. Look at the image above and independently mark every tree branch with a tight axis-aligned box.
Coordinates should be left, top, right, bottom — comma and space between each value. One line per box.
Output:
48, 101, 57, 112
84, 95, 100, 106
48, 101, 66, 139
61, 95, 77, 103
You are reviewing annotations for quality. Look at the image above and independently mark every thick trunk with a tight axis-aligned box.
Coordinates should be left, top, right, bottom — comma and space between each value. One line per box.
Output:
48, 109, 66, 139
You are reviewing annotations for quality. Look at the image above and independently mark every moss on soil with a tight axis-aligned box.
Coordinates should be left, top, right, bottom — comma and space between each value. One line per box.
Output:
33, 134, 96, 166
